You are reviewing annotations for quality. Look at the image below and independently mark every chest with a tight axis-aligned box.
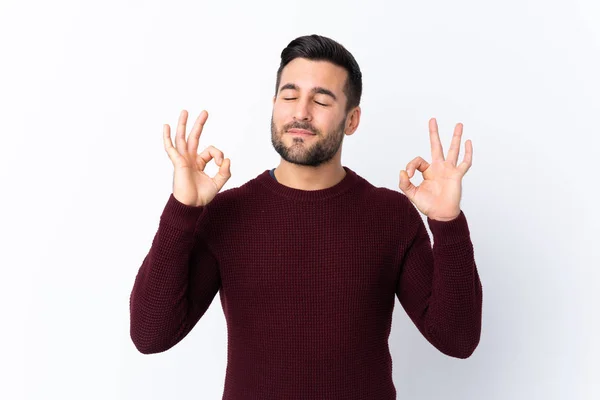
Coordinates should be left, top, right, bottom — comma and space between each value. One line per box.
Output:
214, 213, 400, 312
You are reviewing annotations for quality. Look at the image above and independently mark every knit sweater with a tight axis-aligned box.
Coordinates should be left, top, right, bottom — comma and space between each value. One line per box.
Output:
129, 165, 483, 399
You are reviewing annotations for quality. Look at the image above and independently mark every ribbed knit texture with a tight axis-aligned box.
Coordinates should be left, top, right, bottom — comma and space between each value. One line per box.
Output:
129, 166, 483, 399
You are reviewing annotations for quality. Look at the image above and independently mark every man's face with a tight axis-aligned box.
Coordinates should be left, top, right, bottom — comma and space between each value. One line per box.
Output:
271, 58, 349, 167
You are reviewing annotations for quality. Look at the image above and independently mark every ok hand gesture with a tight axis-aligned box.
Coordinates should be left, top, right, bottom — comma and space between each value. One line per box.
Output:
163, 110, 231, 207
399, 118, 473, 222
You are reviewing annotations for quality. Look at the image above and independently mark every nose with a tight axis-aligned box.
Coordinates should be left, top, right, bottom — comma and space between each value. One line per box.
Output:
293, 98, 312, 122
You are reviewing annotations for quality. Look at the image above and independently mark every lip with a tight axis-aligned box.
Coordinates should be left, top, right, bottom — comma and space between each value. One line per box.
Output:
287, 129, 315, 136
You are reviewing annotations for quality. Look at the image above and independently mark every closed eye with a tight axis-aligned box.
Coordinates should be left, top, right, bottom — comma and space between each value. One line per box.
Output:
282, 98, 329, 107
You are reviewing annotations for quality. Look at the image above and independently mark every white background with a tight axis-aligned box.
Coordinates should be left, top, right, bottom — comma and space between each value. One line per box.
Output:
1, 0, 598, 399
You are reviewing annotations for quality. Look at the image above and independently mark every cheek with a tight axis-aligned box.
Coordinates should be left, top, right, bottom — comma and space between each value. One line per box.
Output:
271, 116, 286, 135
319, 115, 339, 132
272, 106, 294, 129
274, 104, 293, 120
273, 108, 284, 120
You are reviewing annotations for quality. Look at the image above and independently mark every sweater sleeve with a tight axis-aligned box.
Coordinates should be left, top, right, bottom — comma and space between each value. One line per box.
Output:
129, 193, 221, 354
395, 202, 483, 359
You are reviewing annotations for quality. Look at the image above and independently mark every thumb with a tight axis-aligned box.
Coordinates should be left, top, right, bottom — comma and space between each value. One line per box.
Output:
398, 170, 417, 200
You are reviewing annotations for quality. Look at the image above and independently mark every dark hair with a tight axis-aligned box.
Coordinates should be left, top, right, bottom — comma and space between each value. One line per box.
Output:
275, 34, 362, 114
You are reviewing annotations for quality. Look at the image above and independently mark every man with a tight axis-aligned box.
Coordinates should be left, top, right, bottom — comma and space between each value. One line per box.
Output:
130, 34, 482, 400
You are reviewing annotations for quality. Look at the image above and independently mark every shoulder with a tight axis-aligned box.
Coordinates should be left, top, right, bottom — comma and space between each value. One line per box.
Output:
354, 173, 414, 210
203, 170, 267, 214
351, 173, 422, 229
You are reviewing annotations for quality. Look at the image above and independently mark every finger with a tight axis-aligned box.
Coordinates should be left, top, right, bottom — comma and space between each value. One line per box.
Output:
187, 110, 208, 157
429, 118, 445, 162
196, 145, 225, 171
457, 139, 473, 175
212, 158, 232, 191
163, 124, 183, 164
175, 110, 189, 154
406, 156, 430, 178
398, 170, 418, 201
446, 123, 463, 166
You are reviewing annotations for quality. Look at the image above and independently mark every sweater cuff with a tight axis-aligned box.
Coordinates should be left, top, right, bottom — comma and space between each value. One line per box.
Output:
426, 210, 471, 245
159, 193, 206, 233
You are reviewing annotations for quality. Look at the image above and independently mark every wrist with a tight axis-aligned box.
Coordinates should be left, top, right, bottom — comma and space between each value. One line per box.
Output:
428, 213, 460, 222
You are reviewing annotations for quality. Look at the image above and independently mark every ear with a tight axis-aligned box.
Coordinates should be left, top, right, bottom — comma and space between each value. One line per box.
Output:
345, 106, 361, 136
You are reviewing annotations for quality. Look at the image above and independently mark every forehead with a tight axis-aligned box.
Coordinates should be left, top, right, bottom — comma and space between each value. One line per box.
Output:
279, 58, 347, 93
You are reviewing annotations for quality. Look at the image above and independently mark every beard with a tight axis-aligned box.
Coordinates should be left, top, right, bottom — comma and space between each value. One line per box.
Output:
270, 115, 346, 167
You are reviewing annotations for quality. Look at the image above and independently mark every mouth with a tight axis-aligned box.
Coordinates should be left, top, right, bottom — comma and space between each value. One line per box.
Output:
287, 128, 315, 136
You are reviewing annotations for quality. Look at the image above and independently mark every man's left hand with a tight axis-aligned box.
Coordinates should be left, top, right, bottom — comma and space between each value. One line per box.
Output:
398, 118, 473, 222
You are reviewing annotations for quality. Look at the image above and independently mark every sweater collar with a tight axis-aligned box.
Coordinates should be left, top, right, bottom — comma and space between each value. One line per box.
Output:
256, 165, 360, 201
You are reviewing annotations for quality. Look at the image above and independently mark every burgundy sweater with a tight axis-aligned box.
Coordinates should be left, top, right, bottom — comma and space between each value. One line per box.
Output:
129, 166, 482, 399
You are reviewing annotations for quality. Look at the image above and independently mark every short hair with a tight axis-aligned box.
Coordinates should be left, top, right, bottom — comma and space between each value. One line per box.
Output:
275, 34, 362, 114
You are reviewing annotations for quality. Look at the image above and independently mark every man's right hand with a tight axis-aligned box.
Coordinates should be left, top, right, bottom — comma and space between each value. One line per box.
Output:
163, 109, 231, 207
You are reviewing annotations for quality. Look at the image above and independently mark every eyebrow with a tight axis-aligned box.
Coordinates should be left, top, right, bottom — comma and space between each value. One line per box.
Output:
278, 83, 338, 102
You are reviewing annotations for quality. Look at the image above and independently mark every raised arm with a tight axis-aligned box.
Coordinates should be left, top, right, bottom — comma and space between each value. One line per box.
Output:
129, 109, 231, 354
396, 117, 481, 358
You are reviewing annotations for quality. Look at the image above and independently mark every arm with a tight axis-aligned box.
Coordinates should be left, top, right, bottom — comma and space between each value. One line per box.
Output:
396, 203, 482, 359
129, 193, 221, 354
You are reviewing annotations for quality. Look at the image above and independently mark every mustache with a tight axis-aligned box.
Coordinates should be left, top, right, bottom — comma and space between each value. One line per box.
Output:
284, 121, 318, 135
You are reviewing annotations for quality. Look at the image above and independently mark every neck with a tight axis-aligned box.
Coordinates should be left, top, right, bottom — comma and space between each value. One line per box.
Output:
273, 159, 346, 191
